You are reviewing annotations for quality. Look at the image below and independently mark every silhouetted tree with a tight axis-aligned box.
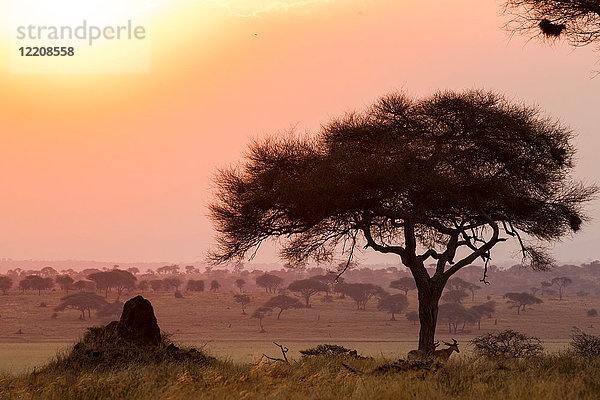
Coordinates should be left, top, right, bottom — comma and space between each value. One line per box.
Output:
87, 270, 136, 297
251, 307, 271, 333
438, 302, 479, 334
264, 294, 302, 319
504, 292, 543, 314
406, 311, 420, 325
312, 274, 344, 294
442, 289, 469, 304
209, 90, 597, 351
55, 275, 74, 293
137, 280, 149, 292
20, 275, 54, 295
162, 277, 182, 292
0, 276, 12, 295
551, 276, 572, 300
235, 279, 246, 292
255, 273, 283, 293
504, 0, 600, 46
185, 265, 199, 274
210, 280, 221, 292
73, 280, 94, 291
470, 301, 496, 330
149, 279, 164, 292
540, 281, 553, 297
448, 277, 481, 301
233, 293, 251, 314
390, 277, 417, 296
54, 292, 108, 320
157, 265, 180, 275
97, 300, 124, 320
377, 294, 408, 320
337, 283, 387, 310
288, 279, 328, 308
186, 280, 205, 292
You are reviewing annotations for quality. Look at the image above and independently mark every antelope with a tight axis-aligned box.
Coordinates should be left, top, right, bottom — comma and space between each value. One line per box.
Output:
407, 341, 439, 361
433, 339, 460, 361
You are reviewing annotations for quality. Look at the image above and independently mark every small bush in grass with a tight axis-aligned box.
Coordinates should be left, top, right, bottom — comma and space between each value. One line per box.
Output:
174, 290, 184, 299
571, 328, 600, 357
587, 308, 598, 317
471, 329, 543, 358
299, 344, 360, 358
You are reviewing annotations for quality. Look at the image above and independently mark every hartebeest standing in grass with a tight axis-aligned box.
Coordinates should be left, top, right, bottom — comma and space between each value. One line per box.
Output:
433, 339, 460, 361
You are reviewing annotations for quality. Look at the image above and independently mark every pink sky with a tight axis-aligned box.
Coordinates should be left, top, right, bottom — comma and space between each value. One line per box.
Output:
0, 0, 598, 266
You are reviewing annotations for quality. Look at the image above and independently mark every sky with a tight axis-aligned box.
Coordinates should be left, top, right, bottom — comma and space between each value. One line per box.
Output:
0, 0, 598, 267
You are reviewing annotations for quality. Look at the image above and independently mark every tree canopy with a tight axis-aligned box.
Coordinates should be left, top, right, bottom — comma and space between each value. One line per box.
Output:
377, 293, 408, 320
54, 292, 108, 320
288, 279, 328, 308
504, 0, 600, 47
390, 277, 417, 295
263, 294, 302, 319
209, 89, 596, 350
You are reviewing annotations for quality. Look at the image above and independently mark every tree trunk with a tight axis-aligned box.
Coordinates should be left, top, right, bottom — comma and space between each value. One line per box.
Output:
304, 295, 310, 308
417, 289, 441, 351
391, 313, 396, 321
277, 309, 283, 320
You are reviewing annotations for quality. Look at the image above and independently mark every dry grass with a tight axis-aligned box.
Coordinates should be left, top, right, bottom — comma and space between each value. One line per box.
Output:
1, 352, 600, 399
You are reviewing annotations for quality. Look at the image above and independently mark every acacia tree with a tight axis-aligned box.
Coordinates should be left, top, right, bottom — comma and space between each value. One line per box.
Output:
233, 293, 251, 314
504, 0, 600, 46
255, 273, 283, 293
55, 275, 74, 293
264, 294, 302, 319
448, 277, 481, 301
336, 283, 387, 310
288, 279, 328, 308
209, 90, 596, 351
0, 276, 12, 295
235, 278, 246, 292
377, 293, 408, 320
504, 292, 543, 314
390, 277, 417, 296
54, 292, 108, 320
442, 289, 469, 304
551, 276, 572, 300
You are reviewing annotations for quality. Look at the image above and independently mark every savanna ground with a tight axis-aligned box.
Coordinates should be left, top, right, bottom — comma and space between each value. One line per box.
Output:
1, 289, 599, 398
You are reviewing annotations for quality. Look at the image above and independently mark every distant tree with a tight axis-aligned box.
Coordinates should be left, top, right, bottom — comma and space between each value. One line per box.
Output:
55, 275, 74, 293
377, 294, 408, 321
87, 270, 136, 297
162, 277, 182, 292
186, 280, 205, 292
54, 292, 108, 320
137, 280, 149, 292
442, 289, 469, 304
235, 279, 246, 292
504, 0, 600, 47
210, 280, 221, 292
470, 301, 496, 330
40, 267, 58, 277
337, 283, 387, 310
127, 267, 140, 275
587, 308, 598, 317
20, 275, 54, 295
406, 311, 420, 325
530, 287, 540, 296
551, 276, 572, 300
255, 273, 283, 293
0, 276, 13, 295
288, 279, 328, 308
389, 277, 416, 296
19, 278, 31, 293
96, 300, 124, 320
448, 277, 481, 301
577, 291, 590, 298
504, 292, 543, 314
438, 302, 479, 334
208, 90, 597, 351
540, 281, 554, 297
157, 265, 180, 275
251, 307, 271, 333
149, 279, 164, 292
233, 294, 251, 314
264, 294, 302, 319
185, 265, 198, 274
312, 274, 344, 295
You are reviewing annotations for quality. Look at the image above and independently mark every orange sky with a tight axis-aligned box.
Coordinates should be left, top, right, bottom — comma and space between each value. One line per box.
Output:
0, 0, 598, 265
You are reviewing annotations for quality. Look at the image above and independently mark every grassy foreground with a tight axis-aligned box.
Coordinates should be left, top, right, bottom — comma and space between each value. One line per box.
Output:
1, 350, 600, 400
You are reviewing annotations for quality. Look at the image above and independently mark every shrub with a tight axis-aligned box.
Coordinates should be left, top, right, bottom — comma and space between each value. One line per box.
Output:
174, 290, 184, 298
471, 329, 543, 358
299, 344, 359, 358
587, 309, 598, 317
571, 328, 600, 357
